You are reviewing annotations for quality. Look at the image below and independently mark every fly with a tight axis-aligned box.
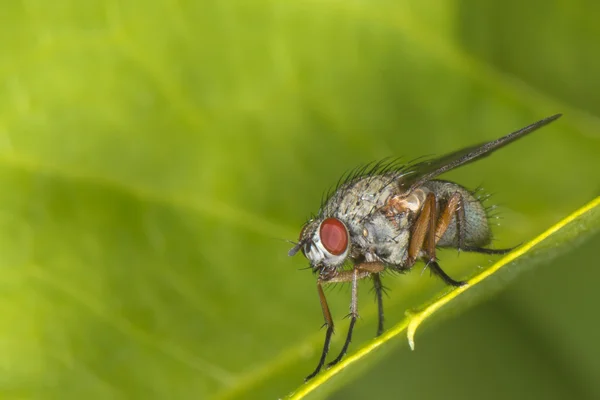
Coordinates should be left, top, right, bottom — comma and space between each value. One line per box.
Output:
288, 114, 562, 381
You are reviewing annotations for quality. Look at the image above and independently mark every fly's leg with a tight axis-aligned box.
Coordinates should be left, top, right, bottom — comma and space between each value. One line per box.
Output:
372, 273, 385, 336
409, 192, 466, 287
326, 268, 359, 368
306, 263, 383, 380
436, 192, 516, 255
434, 191, 465, 249
429, 192, 467, 286
427, 261, 466, 287
407, 192, 435, 264
305, 279, 335, 381
326, 262, 384, 368
462, 246, 517, 254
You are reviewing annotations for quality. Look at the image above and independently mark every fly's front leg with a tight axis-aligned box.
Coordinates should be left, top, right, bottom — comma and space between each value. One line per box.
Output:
305, 278, 335, 381
306, 264, 379, 380
325, 262, 383, 368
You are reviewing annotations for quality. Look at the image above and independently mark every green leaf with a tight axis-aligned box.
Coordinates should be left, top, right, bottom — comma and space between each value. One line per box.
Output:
286, 197, 600, 399
1, 1, 599, 399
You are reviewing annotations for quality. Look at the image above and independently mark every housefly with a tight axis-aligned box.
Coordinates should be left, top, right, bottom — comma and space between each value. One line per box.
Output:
288, 114, 562, 381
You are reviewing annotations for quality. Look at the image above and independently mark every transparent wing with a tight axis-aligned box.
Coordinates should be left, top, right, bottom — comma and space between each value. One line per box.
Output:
399, 114, 562, 192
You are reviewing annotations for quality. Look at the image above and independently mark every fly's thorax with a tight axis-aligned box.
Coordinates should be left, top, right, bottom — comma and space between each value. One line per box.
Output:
355, 187, 428, 265
362, 212, 411, 265
323, 174, 421, 266
322, 175, 399, 228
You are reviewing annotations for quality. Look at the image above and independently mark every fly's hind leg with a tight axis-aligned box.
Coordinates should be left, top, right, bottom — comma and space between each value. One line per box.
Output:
427, 261, 466, 287
430, 192, 469, 286
412, 190, 518, 288
462, 246, 517, 255
437, 192, 517, 255
409, 192, 466, 287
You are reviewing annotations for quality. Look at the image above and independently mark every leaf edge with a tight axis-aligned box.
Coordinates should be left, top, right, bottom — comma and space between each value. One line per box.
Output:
285, 196, 600, 400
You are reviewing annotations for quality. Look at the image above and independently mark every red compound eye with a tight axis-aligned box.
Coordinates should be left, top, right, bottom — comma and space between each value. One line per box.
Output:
319, 218, 348, 255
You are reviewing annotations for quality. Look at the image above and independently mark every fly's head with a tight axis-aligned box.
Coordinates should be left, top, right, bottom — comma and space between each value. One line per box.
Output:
288, 216, 351, 273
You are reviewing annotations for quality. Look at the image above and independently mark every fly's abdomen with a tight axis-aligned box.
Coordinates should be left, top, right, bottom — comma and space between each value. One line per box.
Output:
422, 180, 492, 249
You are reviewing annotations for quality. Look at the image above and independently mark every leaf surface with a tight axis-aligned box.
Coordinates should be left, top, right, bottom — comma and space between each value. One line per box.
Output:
0, 1, 598, 399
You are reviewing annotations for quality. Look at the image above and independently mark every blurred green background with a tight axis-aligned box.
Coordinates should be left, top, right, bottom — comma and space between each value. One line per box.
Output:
0, 0, 599, 399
